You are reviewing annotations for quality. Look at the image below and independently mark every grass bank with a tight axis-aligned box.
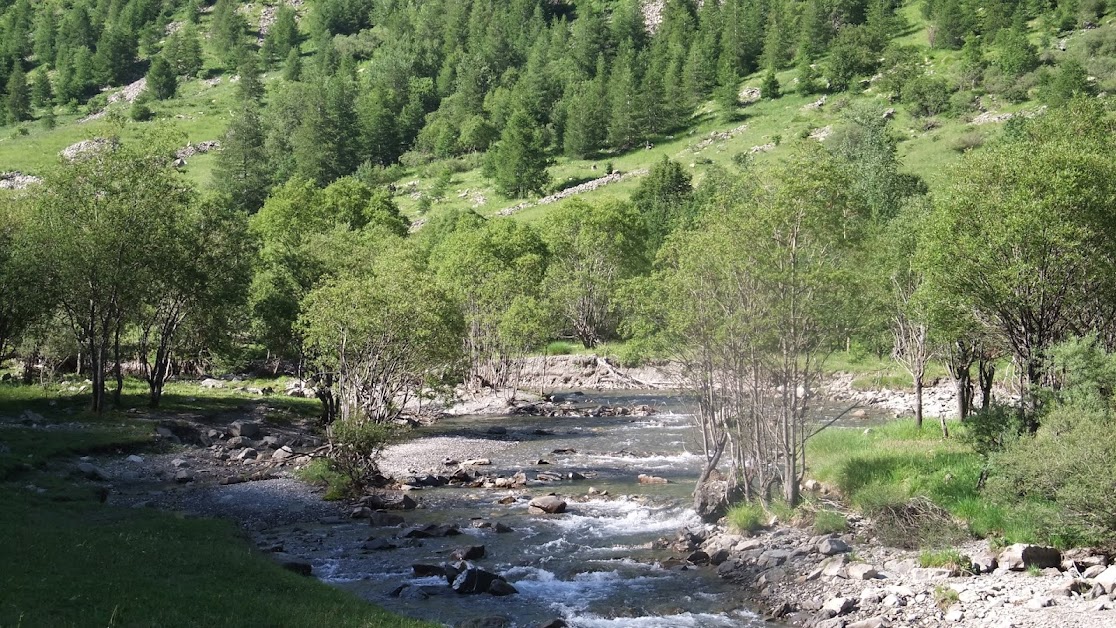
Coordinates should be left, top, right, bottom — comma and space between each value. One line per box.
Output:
806, 420, 1080, 548
0, 379, 433, 628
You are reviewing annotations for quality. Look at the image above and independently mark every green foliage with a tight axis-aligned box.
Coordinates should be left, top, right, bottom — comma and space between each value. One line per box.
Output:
326, 417, 398, 492
813, 509, 849, 534
760, 68, 780, 99
903, 75, 952, 118
727, 501, 767, 532
6, 61, 31, 121
145, 54, 176, 100
487, 108, 550, 198
920, 549, 968, 569
631, 156, 694, 254
542, 198, 649, 347
295, 458, 353, 500
1041, 58, 1094, 106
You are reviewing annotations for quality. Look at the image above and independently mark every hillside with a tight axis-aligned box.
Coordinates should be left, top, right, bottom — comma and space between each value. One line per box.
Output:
1, 0, 1113, 219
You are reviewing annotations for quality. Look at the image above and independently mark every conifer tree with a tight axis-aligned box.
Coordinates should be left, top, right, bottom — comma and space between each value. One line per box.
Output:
283, 47, 302, 82
7, 62, 32, 121
761, 67, 781, 99
236, 53, 264, 103
33, 6, 57, 65
487, 108, 550, 198
214, 101, 271, 212
172, 23, 203, 77
31, 65, 53, 108
146, 54, 176, 99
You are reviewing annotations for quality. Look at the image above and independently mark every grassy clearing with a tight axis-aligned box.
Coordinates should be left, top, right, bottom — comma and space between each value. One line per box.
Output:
807, 419, 1078, 548
0, 381, 431, 628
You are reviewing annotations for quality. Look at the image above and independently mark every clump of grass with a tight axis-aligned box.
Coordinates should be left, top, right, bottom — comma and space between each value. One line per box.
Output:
544, 341, 578, 355
933, 584, 960, 610
813, 509, 849, 534
727, 502, 767, 533
295, 458, 353, 501
1026, 564, 1043, 577
920, 549, 968, 569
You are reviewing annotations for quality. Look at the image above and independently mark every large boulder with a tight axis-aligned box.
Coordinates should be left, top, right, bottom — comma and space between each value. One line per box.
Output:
1093, 565, 1116, 594
361, 493, 418, 511
817, 537, 851, 556
452, 545, 486, 561
692, 476, 743, 522
528, 495, 567, 514
998, 544, 1062, 571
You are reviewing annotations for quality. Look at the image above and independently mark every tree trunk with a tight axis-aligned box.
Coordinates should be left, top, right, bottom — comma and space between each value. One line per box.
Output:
939, 414, 950, 438
112, 323, 123, 407
954, 367, 971, 421
978, 354, 995, 411
89, 342, 104, 413
783, 456, 800, 507
914, 374, 924, 430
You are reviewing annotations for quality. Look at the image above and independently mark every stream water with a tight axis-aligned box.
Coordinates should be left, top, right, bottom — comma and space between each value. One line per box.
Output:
267, 391, 871, 627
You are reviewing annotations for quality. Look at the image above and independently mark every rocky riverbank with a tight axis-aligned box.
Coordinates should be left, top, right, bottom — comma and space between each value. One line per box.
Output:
663, 516, 1115, 628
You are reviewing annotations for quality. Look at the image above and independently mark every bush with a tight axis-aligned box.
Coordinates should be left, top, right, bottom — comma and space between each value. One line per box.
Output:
962, 404, 1023, 455
919, 548, 968, 569
326, 417, 398, 494
949, 131, 984, 153
987, 402, 1116, 543
865, 495, 968, 549
295, 458, 352, 500
544, 341, 577, 355
130, 101, 154, 122
903, 75, 952, 118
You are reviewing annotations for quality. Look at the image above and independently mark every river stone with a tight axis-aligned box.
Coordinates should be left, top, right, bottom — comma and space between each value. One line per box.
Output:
998, 544, 1062, 571
818, 537, 850, 555
412, 564, 444, 578
687, 550, 711, 565
848, 618, 887, 628
538, 620, 568, 628
487, 579, 518, 596
228, 421, 260, 438
495, 522, 513, 533
126, 454, 144, 464
638, 474, 669, 484
971, 551, 998, 574
1025, 595, 1054, 609
171, 458, 190, 468
227, 436, 253, 448
174, 469, 193, 483
361, 493, 417, 510
452, 566, 503, 594
528, 495, 567, 514
452, 545, 486, 561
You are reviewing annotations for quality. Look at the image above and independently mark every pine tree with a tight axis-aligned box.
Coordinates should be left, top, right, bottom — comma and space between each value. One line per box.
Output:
214, 101, 271, 212
146, 54, 177, 99
176, 24, 203, 78
562, 79, 605, 158
714, 49, 740, 119
93, 26, 136, 86
283, 47, 302, 82
606, 47, 645, 150
33, 6, 57, 65
487, 108, 550, 198
7, 62, 32, 121
263, 6, 300, 65
794, 50, 822, 95
236, 53, 264, 103
31, 65, 53, 107
761, 68, 781, 99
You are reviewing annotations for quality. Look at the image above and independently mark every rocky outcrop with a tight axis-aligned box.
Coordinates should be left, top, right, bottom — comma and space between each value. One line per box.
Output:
0, 171, 42, 190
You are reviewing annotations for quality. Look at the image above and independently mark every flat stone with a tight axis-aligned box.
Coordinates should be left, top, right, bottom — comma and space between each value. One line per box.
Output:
1094, 565, 1116, 593
171, 458, 190, 468
76, 462, 110, 481
945, 606, 964, 622
125, 454, 144, 464
228, 421, 260, 438
848, 618, 887, 628
271, 446, 296, 461
174, 470, 193, 483
1024, 596, 1053, 610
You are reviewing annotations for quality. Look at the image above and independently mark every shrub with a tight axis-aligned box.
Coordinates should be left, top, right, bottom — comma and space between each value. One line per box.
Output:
933, 584, 960, 609
961, 404, 1023, 455
949, 131, 984, 153
545, 341, 577, 355
867, 496, 968, 549
295, 458, 352, 500
326, 417, 398, 494
903, 75, 953, 117
130, 101, 154, 122
987, 402, 1116, 543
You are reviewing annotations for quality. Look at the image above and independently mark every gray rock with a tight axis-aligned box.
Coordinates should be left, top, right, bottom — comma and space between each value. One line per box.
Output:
171, 458, 190, 468
228, 421, 260, 439
822, 555, 849, 578
125, 454, 144, 464
486, 579, 518, 596
1084, 564, 1108, 580
235, 448, 258, 461
821, 596, 854, 617
527, 495, 567, 514
908, 567, 953, 581
971, 551, 998, 574
227, 436, 253, 448
271, 446, 297, 461
452, 566, 503, 594
847, 563, 880, 580
818, 537, 850, 555
362, 537, 398, 551
199, 378, 226, 389
998, 543, 1062, 571
174, 470, 193, 483
1093, 565, 1116, 593
76, 462, 110, 481
1024, 595, 1053, 610
848, 617, 887, 628
412, 564, 445, 577
944, 606, 964, 622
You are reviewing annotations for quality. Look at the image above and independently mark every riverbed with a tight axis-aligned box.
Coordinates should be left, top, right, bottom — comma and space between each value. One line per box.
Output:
253, 391, 873, 627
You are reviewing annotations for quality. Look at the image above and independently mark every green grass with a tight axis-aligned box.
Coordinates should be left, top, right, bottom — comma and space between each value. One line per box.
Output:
0, 380, 432, 628
0, 488, 434, 628
807, 418, 1077, 547
919, 548, 968, 569
813, 509, 850, 534
726, 501, 767, 533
